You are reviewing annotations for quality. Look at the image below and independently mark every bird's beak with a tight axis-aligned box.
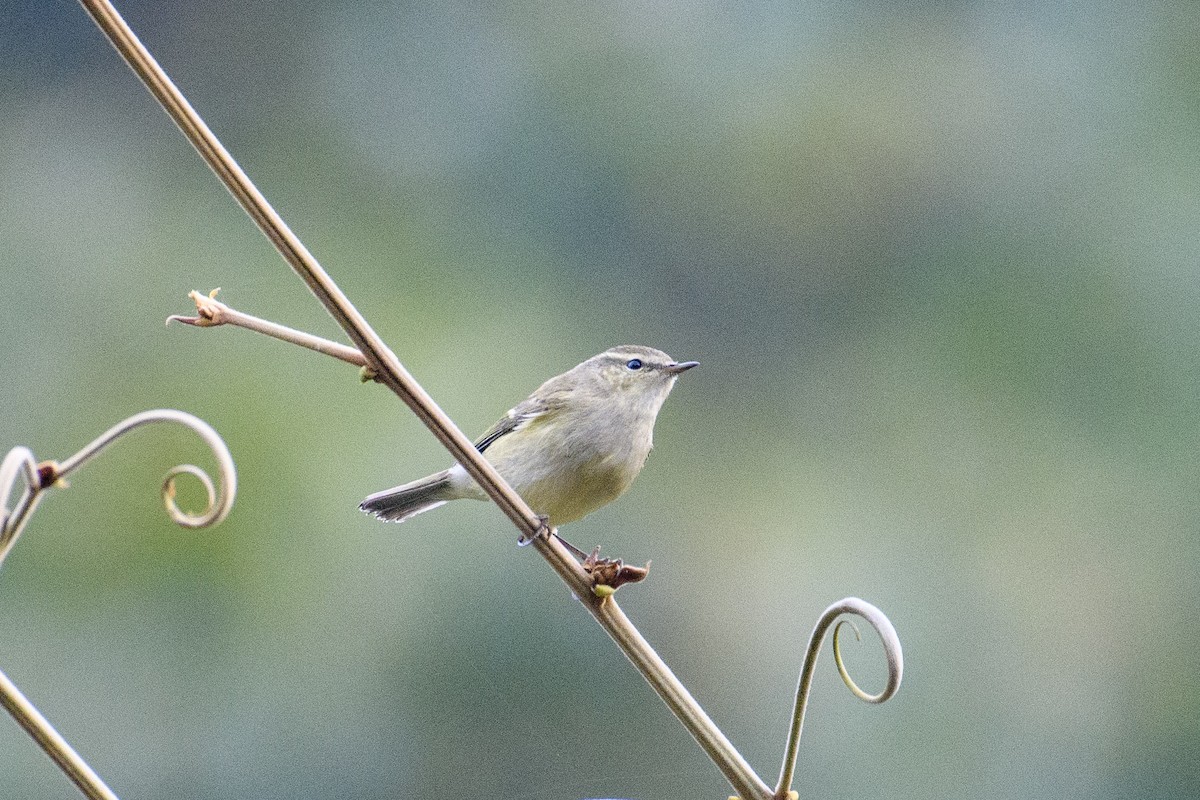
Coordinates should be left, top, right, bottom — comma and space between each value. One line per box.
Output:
664, 360, 699, 374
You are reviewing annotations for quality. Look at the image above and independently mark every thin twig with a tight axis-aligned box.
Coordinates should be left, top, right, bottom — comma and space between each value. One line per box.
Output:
167, 289, 370, 371
0, 668, 119, 800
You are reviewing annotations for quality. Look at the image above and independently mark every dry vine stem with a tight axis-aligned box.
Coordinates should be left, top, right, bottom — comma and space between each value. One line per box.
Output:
78, 1, 903, 797
1, 409, 237, 800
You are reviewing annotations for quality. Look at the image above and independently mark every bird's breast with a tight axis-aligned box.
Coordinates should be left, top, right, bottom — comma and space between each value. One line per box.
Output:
518, 453, 642, 526
486, 411, 653, 525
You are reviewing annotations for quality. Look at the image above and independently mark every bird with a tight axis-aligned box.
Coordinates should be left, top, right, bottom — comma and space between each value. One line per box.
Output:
360, 345, 697, 532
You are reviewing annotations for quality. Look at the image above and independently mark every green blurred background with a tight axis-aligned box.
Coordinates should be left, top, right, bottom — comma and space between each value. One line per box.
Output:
3, 1, 1199, 798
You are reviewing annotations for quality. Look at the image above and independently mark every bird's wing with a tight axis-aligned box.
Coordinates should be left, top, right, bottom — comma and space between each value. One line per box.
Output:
473, 391, 566, 453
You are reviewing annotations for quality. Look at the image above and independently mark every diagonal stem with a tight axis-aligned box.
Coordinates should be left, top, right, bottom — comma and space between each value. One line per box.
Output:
78, 0, 535, 540
0, 668, 120, 800
77, 2, 773, 797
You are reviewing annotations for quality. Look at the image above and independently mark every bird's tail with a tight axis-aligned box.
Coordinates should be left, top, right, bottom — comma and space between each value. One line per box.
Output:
359, 470, 455, 523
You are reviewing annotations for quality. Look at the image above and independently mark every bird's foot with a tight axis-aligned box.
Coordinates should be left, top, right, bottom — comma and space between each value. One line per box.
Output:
518, 514, 554, 547
552, 530, 592, 560
518, 519, 650, 595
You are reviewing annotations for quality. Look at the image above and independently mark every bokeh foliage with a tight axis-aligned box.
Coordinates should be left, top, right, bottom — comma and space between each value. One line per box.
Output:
3, 2, 1199, 798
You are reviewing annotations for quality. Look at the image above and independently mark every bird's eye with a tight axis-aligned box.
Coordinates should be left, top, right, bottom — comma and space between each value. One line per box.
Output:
626, 358, 643, 371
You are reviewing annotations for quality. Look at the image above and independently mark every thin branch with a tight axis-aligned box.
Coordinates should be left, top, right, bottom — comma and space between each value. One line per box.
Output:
167, 289, 370, 371
77, 0, 538, 541
0, 668, 119, 800
75, 2, 770, 795
78, 4, 903, 800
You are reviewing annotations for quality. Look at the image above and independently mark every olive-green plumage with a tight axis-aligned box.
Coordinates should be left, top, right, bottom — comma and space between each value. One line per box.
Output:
360, 346, 697, 526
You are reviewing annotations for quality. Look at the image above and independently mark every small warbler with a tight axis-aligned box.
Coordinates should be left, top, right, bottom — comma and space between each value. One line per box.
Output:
360, 345, 697, 527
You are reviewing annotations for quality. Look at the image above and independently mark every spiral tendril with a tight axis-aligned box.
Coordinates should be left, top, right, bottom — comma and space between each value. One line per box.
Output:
0, 409, 236, 568
163, 464, 219, 528
775, 598, 903, 797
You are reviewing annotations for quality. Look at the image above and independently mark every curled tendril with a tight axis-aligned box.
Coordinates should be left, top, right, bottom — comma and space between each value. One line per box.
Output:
163, 464, 219, 528
775, 597, 903, 798
832, 619, 896, 703
0, 409, 236, 568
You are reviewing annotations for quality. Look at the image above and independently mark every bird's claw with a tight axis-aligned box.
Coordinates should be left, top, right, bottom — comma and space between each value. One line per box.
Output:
518, 519, 650, 595
517, 514, 554, 547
